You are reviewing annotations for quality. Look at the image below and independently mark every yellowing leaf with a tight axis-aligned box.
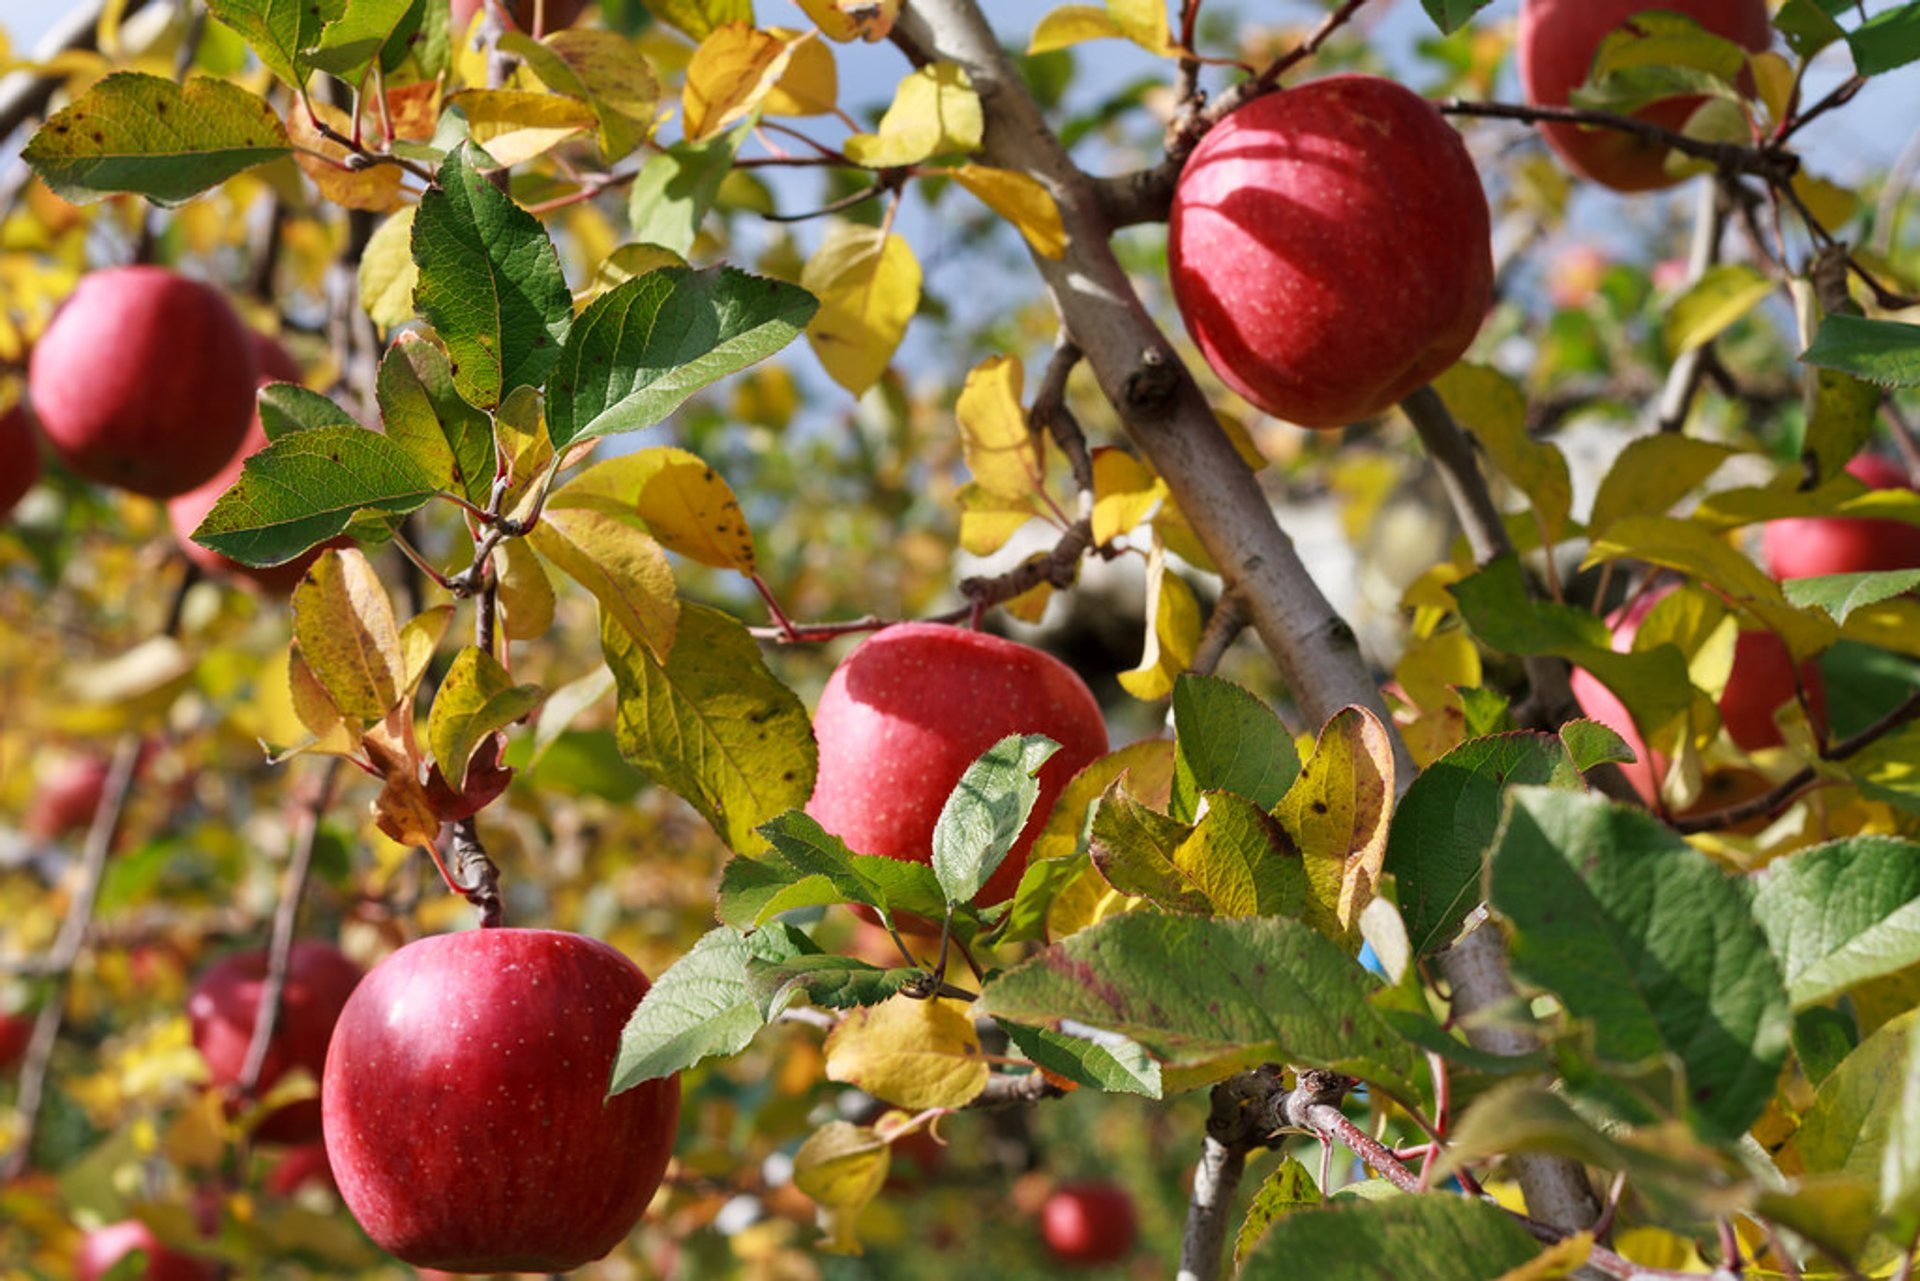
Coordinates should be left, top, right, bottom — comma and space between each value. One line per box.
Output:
1091, 447, 1165, 545
1794, 171, 1859, 231
843, 62, 982, 168
551, 446, 757, 573
956, 354, 1040, 501
1117, 546, 1201, 701
793, 1120, 890, 1255
824, 994, 988, 1109
399, 606, 454, 703
1666, 263, 1774, 358
797, 0, 900, 42
682, 23, 799, 144
1587, 435, 1738, 542
1432, 364, 1572, 545
1749, 50, 1795, 123
1492, 1232, 1593, 1280
1107, 0, 1179, 53
584, 242, 689, 302
287, 100, 403, 212
763, 27, 837, 116
364, 719, 439, 848
1030, 1, 1176, 55
528, 506, 681, 659
448, 89, 597, 168
1274, 705, 1395, 946
290, 548, 404, 728
357, 205, 418, 331
494, 538, 556, 642
511, 28, 661, 163
801, 222, 921, 396
952, 164, 1066, 259
427, 647, 544, 790
956, 482, 1041, 556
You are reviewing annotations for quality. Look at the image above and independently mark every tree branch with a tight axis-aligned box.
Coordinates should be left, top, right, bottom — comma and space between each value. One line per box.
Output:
1436, 99, 1799, 186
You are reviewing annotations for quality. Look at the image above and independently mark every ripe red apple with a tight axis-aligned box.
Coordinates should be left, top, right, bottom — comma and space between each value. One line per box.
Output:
0, 1008, 33, 1070
264, 1140, 337, 1198
806, 623, 1109, 906
450, 0, 586, 34
1762, 454, 1920, 580
23, 752, 111, 840
188, 940, 364, 1145
1570, 585, 1827, 806
0, 400, 40, 519
321, 928, 680, 1272
1039, 1181, 1138, 1266
1168, 75, 1493, 429
1518, 0, 1772, 192
28, 266, 258, 498
74, 1220, 213, 1281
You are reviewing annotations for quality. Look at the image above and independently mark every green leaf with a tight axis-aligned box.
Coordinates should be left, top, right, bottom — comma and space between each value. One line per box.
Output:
744, 954, 920, 1013
1775, 0, 1847, 58
374, 337, 494, 507
1850, 1, 1920, 75
602, 603, 815, 856
1240, 1194, 1540, 1279
975, 913, 1423, 1102
716, 812, 951, 930
193, 426, 437, 567
1571, 63, 1740, 116
1799, 1010, 1917, 1230
1175, 792, 1309, 920
426, 647, 543, 790
1384, 732, 1583, 957
610, 923, 810, 1093
545, 265, 817, 448
506, 28, 660, 163
24, 73, 291, 206
998, 1021, 1162, 1097
258, 383, 357, 440
931, 734, 1059, 907
1233, 1157, 1321, 1268
1418, 0, 1495, 36
1883, 1010, 1920, 1236
1088, 779, 1208, 913
1802, 315, 1920, 389
305, 0, 416, 79
1170, 674, 1300, 822
207, 0, 342, 89
1559, 719, 1635, 772
640, 0, 751, 40
626, 128, 743, 257
1783, 569, 1920, 624
1490, 788, 1792, 1143
1664, 263, 1773, 358
1752, 836, 1920, 1009
412, 143, 572, 410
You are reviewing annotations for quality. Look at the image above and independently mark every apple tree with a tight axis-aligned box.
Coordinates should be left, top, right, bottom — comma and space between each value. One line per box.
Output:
2, 0, 1920, 1276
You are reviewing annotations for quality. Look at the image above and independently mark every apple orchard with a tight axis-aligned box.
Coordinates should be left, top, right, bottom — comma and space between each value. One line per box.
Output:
4, 0, 1920, 1275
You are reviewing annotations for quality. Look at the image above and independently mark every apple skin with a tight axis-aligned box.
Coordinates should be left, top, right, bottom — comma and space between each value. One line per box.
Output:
22, 753, 111, 840
264, 1140, 338, 1198
0, 1009, 32, 1070
1762, 454, 1920, 580
1039, 1181, 1138, 1267
0, 400, 40, 519
321, 928, 680, 1273
188, 940, 364, 1145
806, 623, 1109, 907
1168, 75, 1493, 429
28, 266, 258, 498
1518, 0, 1772, 192
450, 0, 587, 33
74, 1220, 213, 1281
1570, 586, 1827, 806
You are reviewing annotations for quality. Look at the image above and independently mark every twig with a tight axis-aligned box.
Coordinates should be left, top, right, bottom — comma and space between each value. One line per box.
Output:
957, 516, 1100, 607
1032, 338, 1094, 495
1187, 587, 1248, 678
1177, 1065, 1293, 1281
968, 1071, 1063, 1108
1437, 99, 1799, 186
1656, 180, 1729, 435
447, 818, 503, 928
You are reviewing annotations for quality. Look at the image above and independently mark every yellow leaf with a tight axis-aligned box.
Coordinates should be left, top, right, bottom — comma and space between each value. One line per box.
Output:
1587, 435, 1738, 542
824, 995, 988, 1109
952, 164, 1066, 259
1117, 546, 1201, 700
1029, 4, 1127, 53
364, 719, 439, 848
1152, 496, 1217, 573
448, 89, 597, 167
1032, 739, 1177, 863
287, 100, 403, 213
290, 549, 404, 728
956, 482, 1041, 556
763, 27, 837, 116
956, 354, 1040, 501
1047, 860, 1142, 939
528, 507, 680, 659
797, 0, 900, 42
1107, 0, 1178, 54
1432, 365, 1572, 545
551, 445, 757, 573
682, 23, 798, 144
1393, 625, 1481, 713
1749, 50, 1795, 123
495, 385, 552, 520
357, 205, 418, 332
793, 1120, 890, 1255
801, 222, 921, 396
1003, 578, 1053, 623
1793, 171, 1858, 232
1665, 263, 1774, 358
519, 28, 661, 162
52, 637, 194, 734
494, 538, 556, 641
1274, 705, 1395, 946
287, 643, 344, 741
583, 242, 689, 303
399, 606, 454, 703
1091, 447, 1166, 546
1491, 1232, 1592, 1280
843, 62, 982, 168
734, 362, 798, 429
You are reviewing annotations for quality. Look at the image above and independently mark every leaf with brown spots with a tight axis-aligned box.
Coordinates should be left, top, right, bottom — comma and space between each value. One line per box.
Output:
1273, 706, 1395, 951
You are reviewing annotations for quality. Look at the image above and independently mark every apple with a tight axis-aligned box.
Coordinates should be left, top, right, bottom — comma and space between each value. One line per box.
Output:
0, 401, 40, 519
22, 752, 111, 840
1167, 74, 1493, 429
1762, 454, 1920, 580
321, 928, 680, 1272
264, 1140, 337, 1198
1039, 1181, 1138, 1266
806, 622, 1109, 906
0, 1008, 32, 1070
1570, 585, 1827, 806
450, 0, 587, 34
1518, 0, 1772, 192
28, 266, 258, 498
74, 1220, 213, 1281
188, 940, 364, 1145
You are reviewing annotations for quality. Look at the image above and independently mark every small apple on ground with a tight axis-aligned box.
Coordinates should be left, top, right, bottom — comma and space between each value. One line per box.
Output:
188, 940, 364, 1145
74, 1220, 213, 1281
1518, 0, 1772, 191
28, 266, 258, 498
1168, 74, 1492, 428
806, 622, 1109, 907
0, 400, 39, 519
1039, 1181, 1138, 1266
1762, 454, 1920, 579
321, 928, 680, 1272
450, 0, 586, 33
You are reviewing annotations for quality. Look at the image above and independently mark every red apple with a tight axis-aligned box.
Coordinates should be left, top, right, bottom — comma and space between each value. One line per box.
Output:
1168, 75, 1493, 429
1518, 0, 1772, 192
806, 622, 1109, 907
22, 752, 111, 840
1039, 1181, 1138, 1266
28, 266, 258, 498
264, 1140, 337, 1198
0, 1008, 33, 1070
321, 928, 680, 1272
450, 0, 586, 34
1762, 454, 1920, 580
74, 1220, 213, 1281
188, 940, 364, 1145
0, 400, 40, 519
